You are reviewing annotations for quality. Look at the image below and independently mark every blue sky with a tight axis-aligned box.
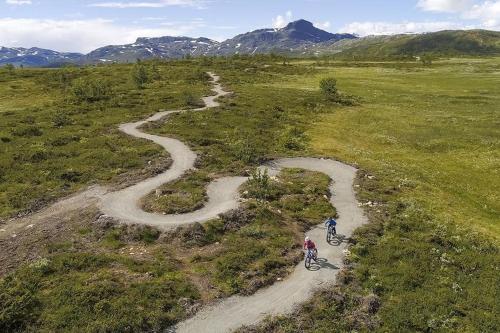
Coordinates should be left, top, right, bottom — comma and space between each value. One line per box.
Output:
1, 0, 499, 53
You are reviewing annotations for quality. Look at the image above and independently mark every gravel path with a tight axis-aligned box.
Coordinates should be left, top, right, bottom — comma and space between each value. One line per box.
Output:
174, 158, 367, 332
99, 73, 247, 229
64, 73, 367, 331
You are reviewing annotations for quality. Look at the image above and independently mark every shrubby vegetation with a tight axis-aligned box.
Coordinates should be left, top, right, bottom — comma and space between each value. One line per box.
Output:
0, 169, 334, 331
71, 77, 113, 102
131, 61, 150, 89
320, 77, 340, 102
245, 172, 500, 332
142, 171, 210, 214
3, 64, 15, 71
191, 168, 335, 295
235, 57, 500, 332
0, 56, 498, 331
0, 62, 211, 218
0, 252, 199, 332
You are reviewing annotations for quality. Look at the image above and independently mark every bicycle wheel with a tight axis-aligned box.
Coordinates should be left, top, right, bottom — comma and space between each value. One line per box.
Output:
304, 254, 311, 269
327, 226, 333, 242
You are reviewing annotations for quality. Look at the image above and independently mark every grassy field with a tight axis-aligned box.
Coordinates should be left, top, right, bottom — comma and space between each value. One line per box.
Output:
0, 57, 499, 332
0, 63, 210, 219
239, 58, 500, 332
0, 168, 334, 332
273, 58, 500, 236
144, 57, 499, 331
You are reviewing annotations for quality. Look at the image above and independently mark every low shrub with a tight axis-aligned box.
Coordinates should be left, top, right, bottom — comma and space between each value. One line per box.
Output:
52, 112, 73, 127
71, 77, 113, 103
59, 170, 82, 182
279, 127, 308, 151
11, 126, 43, 137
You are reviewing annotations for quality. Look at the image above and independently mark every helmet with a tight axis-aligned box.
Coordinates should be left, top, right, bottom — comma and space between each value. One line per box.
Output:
305, 236, 310, 242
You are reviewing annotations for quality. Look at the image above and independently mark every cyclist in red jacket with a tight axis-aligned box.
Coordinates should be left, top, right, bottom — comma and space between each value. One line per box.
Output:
303, 236, 318, 261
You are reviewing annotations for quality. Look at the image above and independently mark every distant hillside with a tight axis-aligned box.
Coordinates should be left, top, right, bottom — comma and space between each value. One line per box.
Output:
0, 47, 82, 67
1, 23, 500, 67
0, 20, 357, 66
324, 30, 500, 59
83, 37, 219, 64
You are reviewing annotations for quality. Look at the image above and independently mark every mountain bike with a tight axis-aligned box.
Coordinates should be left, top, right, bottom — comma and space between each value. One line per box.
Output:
304, 248, 318, 269
326, 224, 337, 243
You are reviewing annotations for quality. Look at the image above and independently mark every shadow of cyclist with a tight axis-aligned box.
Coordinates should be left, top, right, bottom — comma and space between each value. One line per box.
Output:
307, 258, 340, 271
327, 234, 349, 247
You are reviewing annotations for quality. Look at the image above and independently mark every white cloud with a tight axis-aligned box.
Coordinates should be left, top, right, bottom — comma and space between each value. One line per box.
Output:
417, 0, 500, 29
465, 1, 500, 27
0, 18, 205, 53
5, 0, 32, 5
339, 21, 469, 36
89, 0, 205, 8
272, 10, 293, 29
417, 0, 472, 12
314, 21, 331, 30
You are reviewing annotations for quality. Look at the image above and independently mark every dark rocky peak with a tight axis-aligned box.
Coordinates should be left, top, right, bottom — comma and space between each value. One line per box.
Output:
283, 19, 315, 31
280, 19, 338, 43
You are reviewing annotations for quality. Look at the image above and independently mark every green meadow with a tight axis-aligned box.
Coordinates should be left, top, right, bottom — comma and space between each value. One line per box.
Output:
0, 57, 498, 332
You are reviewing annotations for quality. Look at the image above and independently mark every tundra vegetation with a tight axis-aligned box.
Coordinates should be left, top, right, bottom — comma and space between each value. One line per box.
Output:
0, 56, 499, 332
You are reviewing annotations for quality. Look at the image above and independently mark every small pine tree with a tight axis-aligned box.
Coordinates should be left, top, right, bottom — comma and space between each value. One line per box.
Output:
4, 63, 15, 71
421, 54, 433, 66
150, 64, 161, 81
249, 169, 271, 201
320, 77, 341, 102
131, 63, 149, 89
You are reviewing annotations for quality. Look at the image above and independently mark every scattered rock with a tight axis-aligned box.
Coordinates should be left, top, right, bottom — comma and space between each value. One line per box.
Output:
179, 222, 206, 247
361, 294, 381, 314
93, 214, 117, 229
178, 298, 201, 316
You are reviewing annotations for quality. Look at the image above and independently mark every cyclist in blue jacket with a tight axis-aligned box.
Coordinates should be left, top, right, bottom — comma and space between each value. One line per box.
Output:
325, 217, 337, 235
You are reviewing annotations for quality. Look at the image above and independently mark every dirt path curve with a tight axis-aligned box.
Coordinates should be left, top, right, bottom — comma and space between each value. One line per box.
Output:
98, 73, 367, 331
174, 158, 367, 333
99, 73, 247, 229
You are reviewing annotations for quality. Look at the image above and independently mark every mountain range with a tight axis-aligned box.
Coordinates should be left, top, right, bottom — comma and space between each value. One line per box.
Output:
1, 19, 500, 67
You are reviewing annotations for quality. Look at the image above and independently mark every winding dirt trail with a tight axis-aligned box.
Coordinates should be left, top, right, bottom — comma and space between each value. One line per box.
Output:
100, 74, 248, 228
175, 158, 367, 333
2, 73, 368, 332
99, 73, 368, 332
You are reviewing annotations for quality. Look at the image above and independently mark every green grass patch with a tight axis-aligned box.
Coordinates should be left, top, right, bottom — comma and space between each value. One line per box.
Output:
0, 62, 211, 218
142, 171, 210, 214
0, 252, 198, 332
